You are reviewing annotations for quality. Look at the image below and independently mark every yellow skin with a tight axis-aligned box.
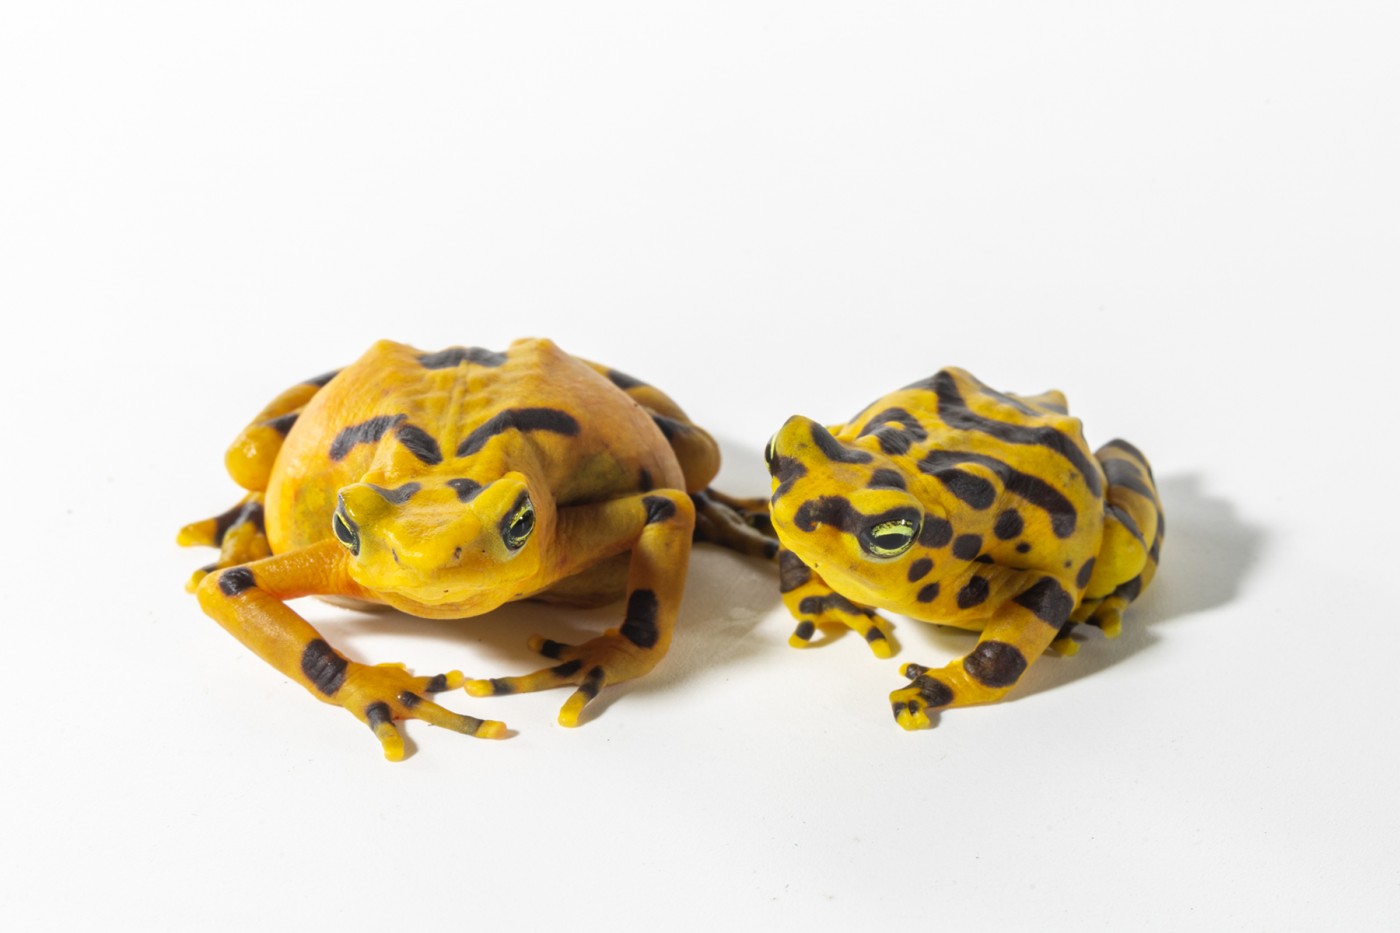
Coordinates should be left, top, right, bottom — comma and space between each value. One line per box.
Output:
180, 338, 770, 760
765, 367, 1164, 729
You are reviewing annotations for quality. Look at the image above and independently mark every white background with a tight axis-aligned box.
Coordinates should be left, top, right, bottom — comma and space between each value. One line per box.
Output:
3, 2, 1397, 930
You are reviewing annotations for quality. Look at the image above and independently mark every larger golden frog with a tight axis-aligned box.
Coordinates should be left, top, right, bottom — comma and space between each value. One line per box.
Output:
180, 338, 770, 759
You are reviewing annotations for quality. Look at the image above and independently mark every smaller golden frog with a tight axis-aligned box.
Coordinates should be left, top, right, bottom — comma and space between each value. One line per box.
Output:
764, 367, 1164, 728
180, 338, 771, 759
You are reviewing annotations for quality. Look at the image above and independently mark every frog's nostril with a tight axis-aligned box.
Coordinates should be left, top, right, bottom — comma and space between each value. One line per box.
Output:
332, 499, 360, 555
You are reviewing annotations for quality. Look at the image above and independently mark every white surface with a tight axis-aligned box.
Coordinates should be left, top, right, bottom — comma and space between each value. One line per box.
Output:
3, 3, 1397, 930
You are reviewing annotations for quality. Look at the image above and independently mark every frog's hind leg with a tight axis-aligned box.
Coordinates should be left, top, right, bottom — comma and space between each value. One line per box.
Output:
1076, 439, 1165, 639
585, 359, 778, 559
178, 368, 340, 590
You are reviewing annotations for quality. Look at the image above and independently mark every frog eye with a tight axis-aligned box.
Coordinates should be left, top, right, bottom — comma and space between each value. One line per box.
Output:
502, 495, 536, 551
332, 504, 360, 556
860, 518, 918, 558
764, 434, 778, 467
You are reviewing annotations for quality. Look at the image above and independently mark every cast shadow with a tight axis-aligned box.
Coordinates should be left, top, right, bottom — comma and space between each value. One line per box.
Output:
909, 472, 1269, 699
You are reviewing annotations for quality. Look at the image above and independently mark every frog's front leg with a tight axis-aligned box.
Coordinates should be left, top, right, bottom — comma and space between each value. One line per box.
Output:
465, 489, 695, 727
777, 548, 895, 657
195, 540, 506, 759
889, 574, 1074, 729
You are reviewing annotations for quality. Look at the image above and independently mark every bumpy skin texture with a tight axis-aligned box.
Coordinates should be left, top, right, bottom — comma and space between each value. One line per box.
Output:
765, 367, 1164, 729
180, 338, 746, 759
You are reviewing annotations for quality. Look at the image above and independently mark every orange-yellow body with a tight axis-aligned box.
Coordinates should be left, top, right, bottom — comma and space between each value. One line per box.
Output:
765, 367, 1164, 728
180, 338, 754, 759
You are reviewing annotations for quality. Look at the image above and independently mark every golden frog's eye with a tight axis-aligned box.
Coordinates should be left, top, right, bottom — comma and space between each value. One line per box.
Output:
860, 518, 918, 558
502, 495, 536, 551
764, 434, 778, 467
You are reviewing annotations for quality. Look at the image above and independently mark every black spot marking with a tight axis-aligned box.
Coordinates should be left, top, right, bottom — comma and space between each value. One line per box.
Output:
994, 510, 1024, 540
1106, 503, 1146, 544
424, 674, 449, 693
301, 640, 347, 696
793, 620, 816, 640
963, 641, 1028, 688
218, 566, 256, 596
926, 466, 997, 510
395, 423, 443, 465
446, 478, 483, 502
639, 468, 654, 491
418, 346, 506, 369
909, 371, 1102, 496
914, 675, 954, 708
1077, 558, 1096, 589
778, 550, 813, 592
919, 518, 953, 548
487, 678, 517, 696
810, 423, 873, 464
620, 589, 661, 649
551, 659, 584, 678
642, 495, 677, 525
768, 454, 808, 499
606, 369, 646, 390
865, 628, 888, 645
398, 691, 422, 709
304, 369, 340, 387
793, 496, 860, 534
917, 582, 941, 603
867, 469, 907, 490
365, 702, 393, 731
330, 414, 405, 461
456, 408, 580, 457
213, 498, 266, 545
857, 407, 929, 457
1114, 575, 1144, 603
264, 412, 299, 435
1103, 457, 1155, 499
368, 482, 422, 505
957, 576, 990, 608
952, 534, 983, 560
1016, 542, 1032, 554
577, 667, 605, 701
921, 449, 1079, 538
1013, 577, 1074, 626
798, 593, 869, 617
907, 557, 933, 582
536, 639, 567, 660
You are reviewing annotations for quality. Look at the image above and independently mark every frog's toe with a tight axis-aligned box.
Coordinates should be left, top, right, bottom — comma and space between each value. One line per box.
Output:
344, 665, 505, 760
467, 633, 646, 727
890, 663, 953, 731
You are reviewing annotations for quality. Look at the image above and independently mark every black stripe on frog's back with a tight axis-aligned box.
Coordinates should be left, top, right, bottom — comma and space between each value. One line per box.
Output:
909, 370, 1102, 497
919, 448, 1079, 538
456, 408, 581, 457
330, 414, 406, 461
418, 346, 506, 369
856, 407, 929, 457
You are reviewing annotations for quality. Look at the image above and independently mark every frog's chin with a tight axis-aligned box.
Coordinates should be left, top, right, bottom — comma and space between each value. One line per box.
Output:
372, 584, 517, 619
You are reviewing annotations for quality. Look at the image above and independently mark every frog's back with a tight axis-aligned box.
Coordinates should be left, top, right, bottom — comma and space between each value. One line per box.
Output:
266, 338, 685, 553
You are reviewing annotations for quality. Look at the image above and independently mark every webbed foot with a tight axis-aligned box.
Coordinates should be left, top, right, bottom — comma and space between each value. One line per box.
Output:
889, 662, 953, 730
339, 663, 507, 761
465, 633, 656, 727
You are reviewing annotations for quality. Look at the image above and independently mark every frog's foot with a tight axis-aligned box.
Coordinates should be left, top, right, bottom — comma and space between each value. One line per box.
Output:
889, 662, 954, 730
787, 594, 895, 659
465, 633, 655, 728
339, 664, 507, 761
178, 494, 271, 592
692, 489, 779, 560
1049, 621, 1081, 656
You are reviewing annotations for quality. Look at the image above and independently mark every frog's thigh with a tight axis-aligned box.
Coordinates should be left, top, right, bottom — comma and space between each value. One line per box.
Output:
892, 576, 1074, 729
777, 548, 894, 658
224, 372, 336, 492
